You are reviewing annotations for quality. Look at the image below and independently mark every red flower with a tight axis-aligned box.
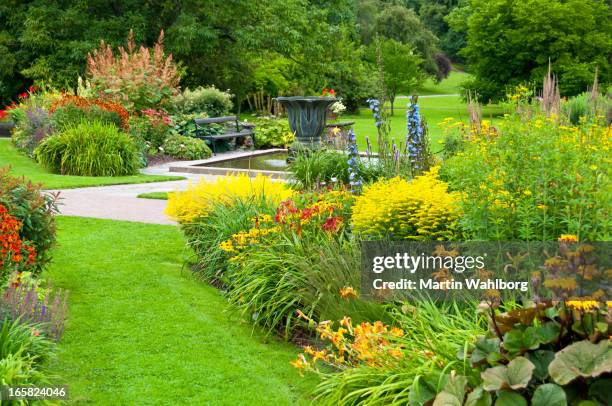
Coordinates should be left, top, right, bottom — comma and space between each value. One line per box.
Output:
0, 110, 7, 120
322, 216, 342, 233
18, 92, 28, 99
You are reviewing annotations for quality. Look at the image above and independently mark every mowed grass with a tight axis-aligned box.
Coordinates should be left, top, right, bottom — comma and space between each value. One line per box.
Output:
342, 95, 504, 151
416, 70, 468, 95
0, 139, 184, 189
137, 191, 169, 200
45, 217, 317, 405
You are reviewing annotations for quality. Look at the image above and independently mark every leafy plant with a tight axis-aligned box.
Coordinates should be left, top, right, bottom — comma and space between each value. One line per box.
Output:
441, 113, 610, 241
562, 91, 612, 125
86, 30, 181, 112
0, 318, 56, 389
170, 86, 233, 116
430, 297, 612, 406
161, 134, 212, 160
246, 116, 294, 148
35, 121, 140, 176
0, 168, 58, 272
289, 149, 383, 190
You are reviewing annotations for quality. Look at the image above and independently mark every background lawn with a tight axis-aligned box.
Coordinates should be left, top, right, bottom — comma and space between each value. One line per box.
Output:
45, 216, 317, 405
342, 95, 504, 151
336, 71, 504, 151
0, 139, 184, 189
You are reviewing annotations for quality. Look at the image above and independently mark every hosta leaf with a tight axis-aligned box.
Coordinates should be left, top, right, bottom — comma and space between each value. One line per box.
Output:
465, 386, 492, 406
433, 392, 462, 406
536, 322, 561, 344
588, 379, 612, 405
506, 356, 535, 389
531, 383, 567, 406
471, 337, 501, 366
527, 350, 555, 380
549, 340, 612, 385
481, 366, 507, 391
409, 376, 436, 406
503, 327, 540, 354
494, 390, 527, 406
482, 357, 534, 391
433, 374, 467, 406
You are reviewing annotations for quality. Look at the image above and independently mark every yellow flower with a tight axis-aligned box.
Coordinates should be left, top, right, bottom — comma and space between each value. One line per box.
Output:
165, 174, 293, 223
566, 300, 599, 312
352, 167, 461, 240
558, 234, 579, 242
339, 286, 358, 300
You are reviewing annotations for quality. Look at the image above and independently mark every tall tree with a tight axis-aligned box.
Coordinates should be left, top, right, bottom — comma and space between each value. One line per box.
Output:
453, 0, 612, 101
376, 38, 424, 114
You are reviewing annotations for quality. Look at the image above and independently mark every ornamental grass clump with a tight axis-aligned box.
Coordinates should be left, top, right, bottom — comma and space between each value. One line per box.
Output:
165, 174, 293, 223
351, 167, 462, 240
35, 121, 140, 177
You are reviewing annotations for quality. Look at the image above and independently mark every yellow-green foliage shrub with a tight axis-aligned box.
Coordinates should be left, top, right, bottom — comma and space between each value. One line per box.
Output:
165, 174, 293, 223
351, 167, 461, 240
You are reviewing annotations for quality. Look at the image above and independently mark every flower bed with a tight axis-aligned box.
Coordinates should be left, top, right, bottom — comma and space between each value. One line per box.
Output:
168, 90, 611, 404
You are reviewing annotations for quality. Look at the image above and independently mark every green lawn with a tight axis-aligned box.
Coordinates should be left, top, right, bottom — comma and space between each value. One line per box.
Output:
137, 191, 169, 200
416, 70, 468, 95
342, 95, 504, 151
0, 139, 184, 189
45, 217, 316, 405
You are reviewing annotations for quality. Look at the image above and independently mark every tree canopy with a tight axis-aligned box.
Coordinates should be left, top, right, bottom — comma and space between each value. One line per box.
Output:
453, 0, 612, 101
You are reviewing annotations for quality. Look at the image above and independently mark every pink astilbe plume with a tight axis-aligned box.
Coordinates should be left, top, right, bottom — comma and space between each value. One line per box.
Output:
87, 30, 181, 112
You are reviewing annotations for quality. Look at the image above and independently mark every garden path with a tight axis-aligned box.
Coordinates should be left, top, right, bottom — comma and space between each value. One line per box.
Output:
48, 167, 212, 225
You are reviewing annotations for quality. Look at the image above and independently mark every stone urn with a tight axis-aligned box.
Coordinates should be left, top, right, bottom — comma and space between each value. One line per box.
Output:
275, 96, 336, 148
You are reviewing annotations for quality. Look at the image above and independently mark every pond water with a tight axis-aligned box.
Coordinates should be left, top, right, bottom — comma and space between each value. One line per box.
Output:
198, 151, 290, 171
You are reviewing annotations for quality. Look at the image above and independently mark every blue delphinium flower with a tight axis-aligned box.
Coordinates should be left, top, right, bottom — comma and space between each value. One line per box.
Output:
346, 129, 363, 194
406, 98, 424, 171
367, 98, 384, 128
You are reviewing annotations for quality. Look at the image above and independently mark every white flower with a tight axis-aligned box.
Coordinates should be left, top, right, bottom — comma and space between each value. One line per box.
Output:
331, 101, 346, 114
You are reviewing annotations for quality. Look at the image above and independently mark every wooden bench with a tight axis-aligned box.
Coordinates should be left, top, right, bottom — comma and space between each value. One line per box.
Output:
194, 116, 255, 155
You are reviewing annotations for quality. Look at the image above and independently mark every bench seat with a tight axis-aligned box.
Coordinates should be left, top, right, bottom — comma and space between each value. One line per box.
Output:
194, 116, 255, 155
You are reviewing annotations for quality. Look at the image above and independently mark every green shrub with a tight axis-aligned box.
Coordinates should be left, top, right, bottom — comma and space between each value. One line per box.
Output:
0, 168, 58, 272
441, 114, 610, 240
128, 112, 172, 152
35, 121, 140, 176
171, 86, 233, 116
562, 91, 612, 125
161, 134, 212, 160
247, 116, 294, 148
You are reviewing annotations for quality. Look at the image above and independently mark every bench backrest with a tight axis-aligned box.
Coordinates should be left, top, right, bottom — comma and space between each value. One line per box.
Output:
194, 116, 238, 125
